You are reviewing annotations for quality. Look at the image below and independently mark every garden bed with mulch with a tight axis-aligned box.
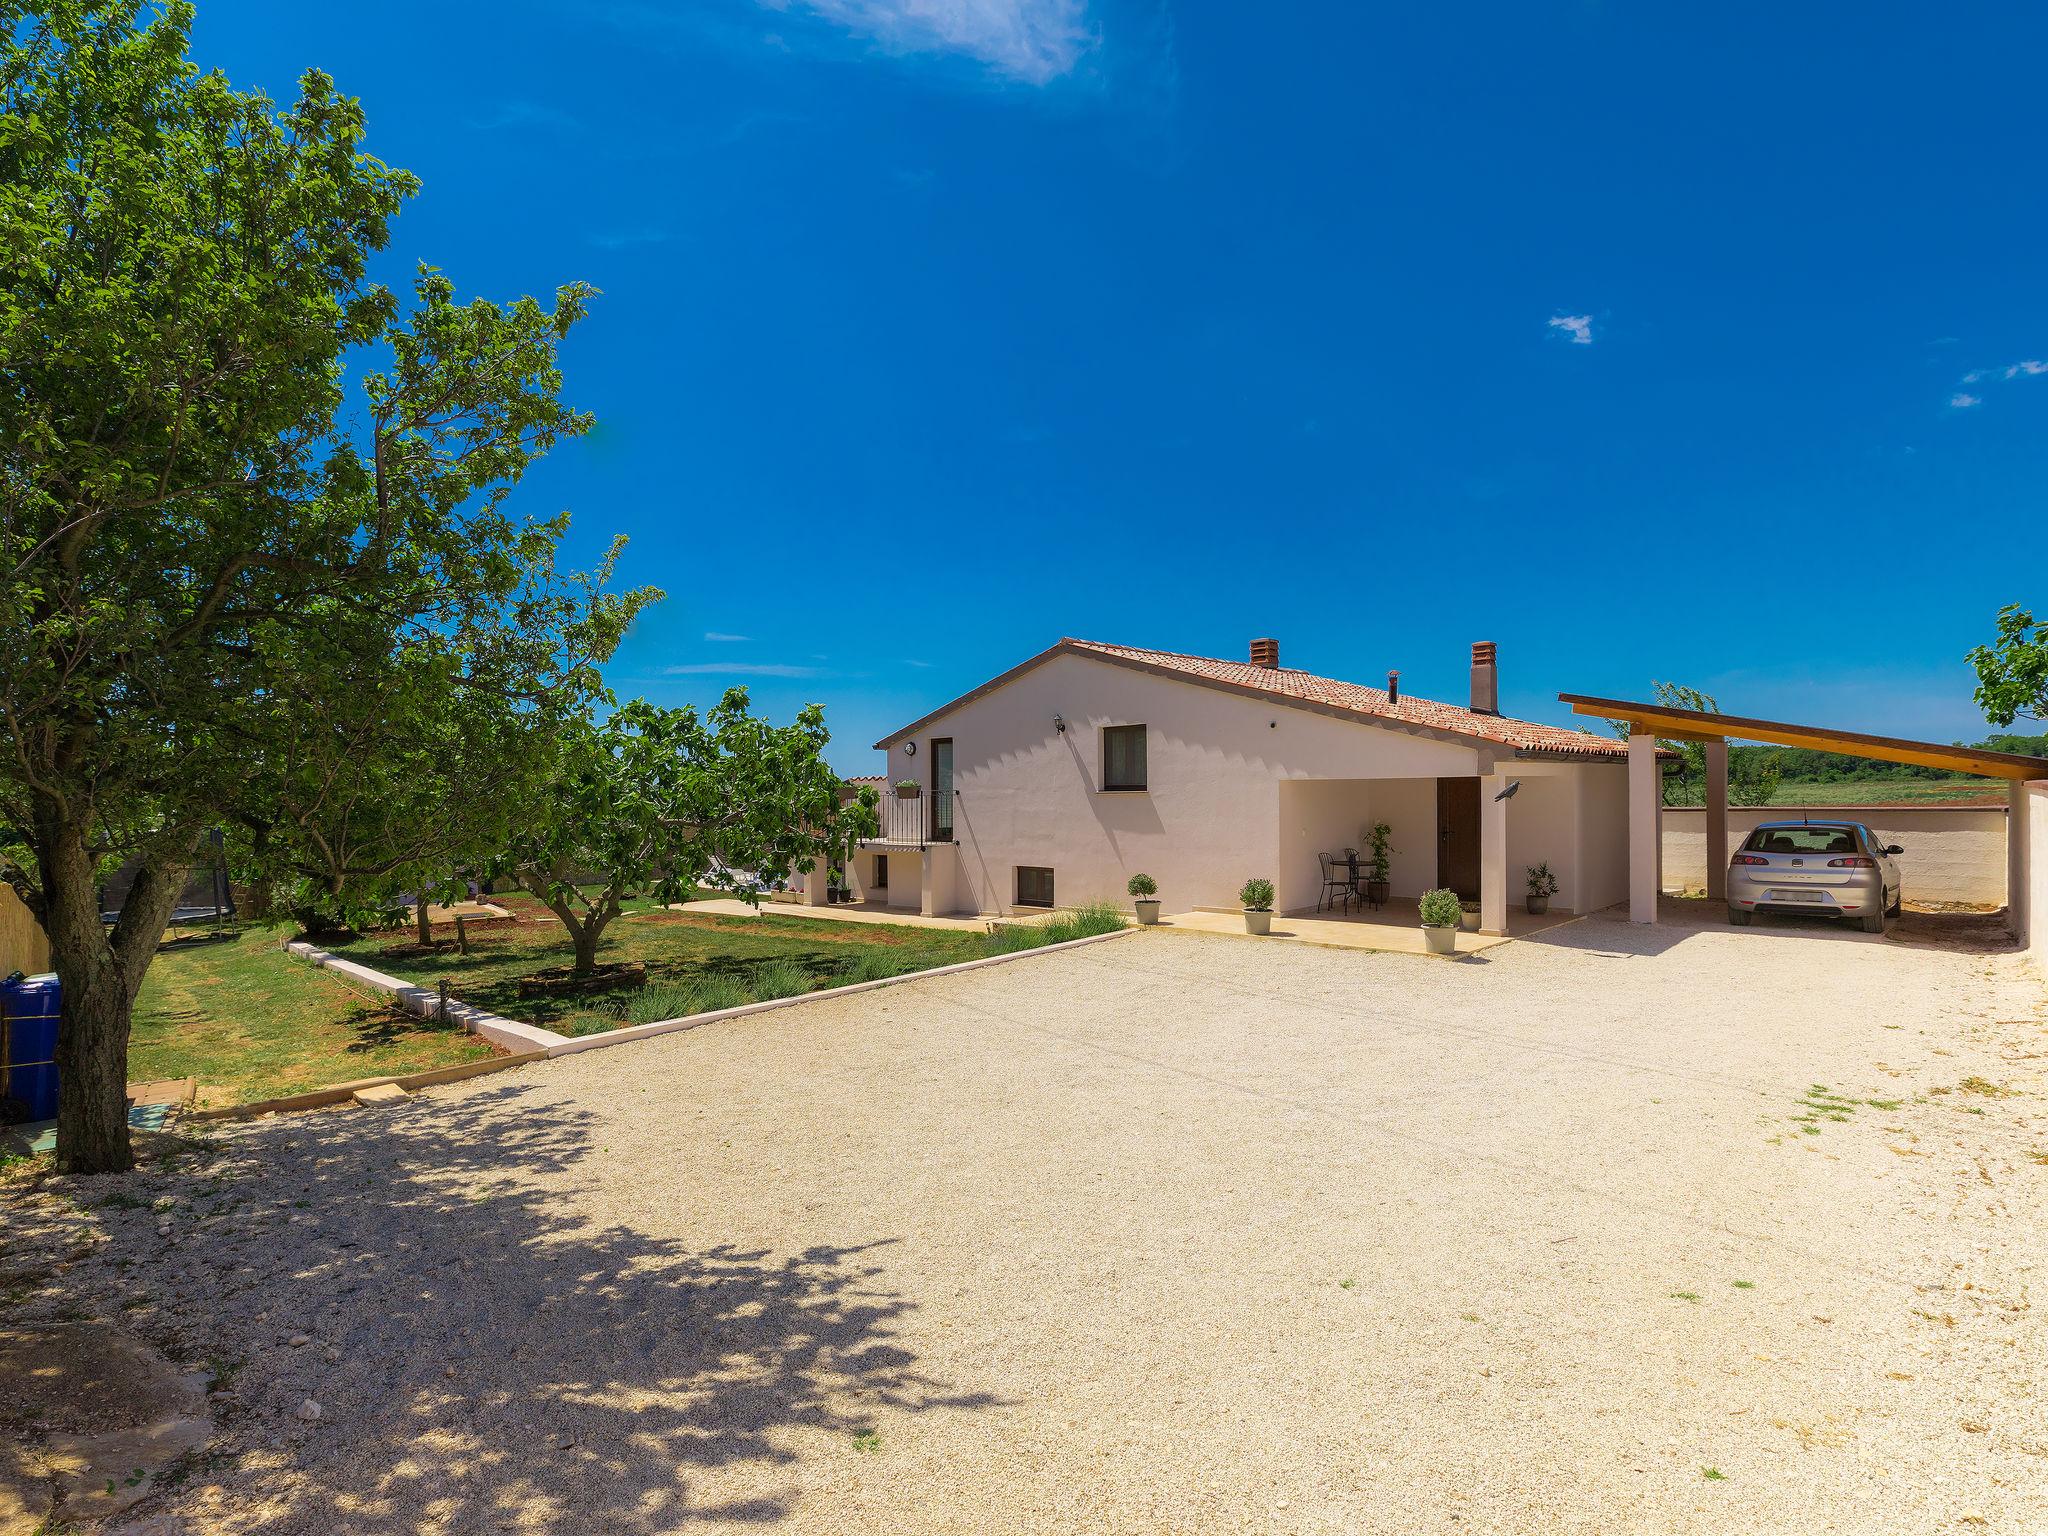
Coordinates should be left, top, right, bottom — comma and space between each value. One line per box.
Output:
515, 960, 647, 998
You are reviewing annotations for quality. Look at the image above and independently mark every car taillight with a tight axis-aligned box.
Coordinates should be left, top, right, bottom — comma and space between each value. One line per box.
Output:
1732, 854, 1769, 865
1827, 856, 1876, 868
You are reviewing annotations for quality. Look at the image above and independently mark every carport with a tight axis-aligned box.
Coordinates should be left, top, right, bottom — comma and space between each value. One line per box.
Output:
1556, 693, 2048, 940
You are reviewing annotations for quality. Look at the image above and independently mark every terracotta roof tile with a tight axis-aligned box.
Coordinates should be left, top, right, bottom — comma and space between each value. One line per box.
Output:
1063, 639, 1631, 758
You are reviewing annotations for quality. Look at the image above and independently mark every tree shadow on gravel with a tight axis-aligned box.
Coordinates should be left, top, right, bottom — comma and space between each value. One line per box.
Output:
26, 1082, 1002, 1534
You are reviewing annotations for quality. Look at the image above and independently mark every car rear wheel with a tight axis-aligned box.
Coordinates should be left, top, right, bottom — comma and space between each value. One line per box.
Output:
1727, 907, 1751, 926
1886, 886, 1901, 917
1860, 910, 1885, 934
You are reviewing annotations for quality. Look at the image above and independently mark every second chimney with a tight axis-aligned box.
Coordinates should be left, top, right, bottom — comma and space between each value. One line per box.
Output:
1249, 637, 1280, 670
1469, 641, 1499, 714
1387, 669, 1400, 704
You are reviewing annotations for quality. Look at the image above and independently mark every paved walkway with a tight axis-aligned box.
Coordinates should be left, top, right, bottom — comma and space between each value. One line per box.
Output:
1159, 896, 1581, 954
673, 897, 993, 932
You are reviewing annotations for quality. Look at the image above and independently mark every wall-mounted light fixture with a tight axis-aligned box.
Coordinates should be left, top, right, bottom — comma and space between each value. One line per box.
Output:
903, 741, 917, 757
1053, 713, 1066, 734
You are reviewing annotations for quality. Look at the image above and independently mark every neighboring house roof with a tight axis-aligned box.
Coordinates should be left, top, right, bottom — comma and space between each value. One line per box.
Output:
874, 638, 1636, 761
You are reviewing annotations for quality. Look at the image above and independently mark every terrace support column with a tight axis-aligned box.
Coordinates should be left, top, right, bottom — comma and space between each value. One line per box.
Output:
798, 854, 830, 907
2010, 779, 2030, 941
1704, 739, 1730, 902
921, 842, 961, 918
1479, 771, 1509, 936
1629, 728, 1662, 924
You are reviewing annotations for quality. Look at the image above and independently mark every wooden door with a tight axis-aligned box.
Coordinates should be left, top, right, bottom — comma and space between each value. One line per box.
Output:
1436, 777, 1480, 900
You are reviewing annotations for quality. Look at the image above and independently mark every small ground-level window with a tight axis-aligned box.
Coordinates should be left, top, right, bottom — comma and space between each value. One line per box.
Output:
1101, 723, 1147, 791
873, 854, 889, 890
1016, 866, 1055, 908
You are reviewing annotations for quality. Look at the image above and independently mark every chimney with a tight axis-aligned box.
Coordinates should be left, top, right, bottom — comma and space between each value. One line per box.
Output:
1469, 641, 1499, 714
1386, 669, 1400, 704
1249, 637, 1280, 670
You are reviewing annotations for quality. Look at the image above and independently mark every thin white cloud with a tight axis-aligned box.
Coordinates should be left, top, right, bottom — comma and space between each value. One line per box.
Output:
703, 631, 753, 642
1961, 368, 1988, 384
904, 658, 935, 668
1548, 313, 1594, 346
767, 0, 1093, 83
1950, 392, 1982, 409
664, 662, 822, 678
2003, 359, 2047, 379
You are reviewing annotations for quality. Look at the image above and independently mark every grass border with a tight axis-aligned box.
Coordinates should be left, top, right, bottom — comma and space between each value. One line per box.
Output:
244, 923, 1141, 1120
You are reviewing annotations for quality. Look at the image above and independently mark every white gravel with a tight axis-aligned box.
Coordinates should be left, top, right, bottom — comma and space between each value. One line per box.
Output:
7, 904, 2047, 1534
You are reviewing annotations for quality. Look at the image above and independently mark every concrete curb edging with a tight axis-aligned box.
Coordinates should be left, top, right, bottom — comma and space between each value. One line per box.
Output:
283, 941, 570, 1054
541, 924, 1139, 1059
281, 924, 1139, 1071
187, 1050, 549, 1122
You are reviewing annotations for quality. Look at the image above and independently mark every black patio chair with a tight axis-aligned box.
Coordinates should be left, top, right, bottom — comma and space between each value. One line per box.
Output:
1317, 851, 1355, 914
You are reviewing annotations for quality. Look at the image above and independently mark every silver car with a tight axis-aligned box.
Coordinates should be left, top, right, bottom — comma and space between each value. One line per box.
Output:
1726, 820, 1902, 933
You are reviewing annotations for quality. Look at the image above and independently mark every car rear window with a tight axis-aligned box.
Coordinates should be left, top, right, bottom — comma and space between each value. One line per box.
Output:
1743, 826, 1860, 856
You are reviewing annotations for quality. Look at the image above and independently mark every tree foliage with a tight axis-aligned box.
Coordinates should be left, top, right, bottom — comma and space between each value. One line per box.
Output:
0, 1, 646, 1171
1967, 604, 2048, 728
1607, 683, 1781, 806
497, 694, 878, 974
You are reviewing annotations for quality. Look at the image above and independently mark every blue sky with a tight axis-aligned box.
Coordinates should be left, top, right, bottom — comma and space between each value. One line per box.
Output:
194, 1, 2048, 769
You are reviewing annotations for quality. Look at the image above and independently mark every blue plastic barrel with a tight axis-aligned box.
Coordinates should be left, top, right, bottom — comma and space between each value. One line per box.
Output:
0, 974, 60, 1123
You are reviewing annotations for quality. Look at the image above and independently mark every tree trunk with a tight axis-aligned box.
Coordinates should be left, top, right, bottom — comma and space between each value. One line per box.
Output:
570, 920, 602, 975
33, 804, 191, 1175
415, 892, 432, 947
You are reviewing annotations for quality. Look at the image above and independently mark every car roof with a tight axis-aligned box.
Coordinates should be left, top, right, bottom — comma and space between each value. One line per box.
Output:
1751, 818, 1865, 830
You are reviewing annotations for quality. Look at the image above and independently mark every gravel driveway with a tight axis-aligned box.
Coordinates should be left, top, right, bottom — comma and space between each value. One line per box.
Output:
10, 905, 2047, 1534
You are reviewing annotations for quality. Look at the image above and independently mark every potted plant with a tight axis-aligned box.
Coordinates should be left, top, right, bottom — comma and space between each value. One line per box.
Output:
1128, 872, 1160, 925
1239, 877, 1275, 936
894, 778, 920, 799
1362, 820, 1393, 907
1458, 900, 1482, 932
1418, 887, 1462, 954
1526, 862, 1559, 915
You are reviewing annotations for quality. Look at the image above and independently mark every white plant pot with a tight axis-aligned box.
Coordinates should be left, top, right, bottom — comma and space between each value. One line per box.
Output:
1422, 924, 1457, 954
1134, 899, 1160, 925
1458, 906, 1481, 932
1243, 909, 1272, 936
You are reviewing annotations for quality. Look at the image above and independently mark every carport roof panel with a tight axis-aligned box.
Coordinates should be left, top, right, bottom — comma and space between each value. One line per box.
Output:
1557, 693, 2048, 781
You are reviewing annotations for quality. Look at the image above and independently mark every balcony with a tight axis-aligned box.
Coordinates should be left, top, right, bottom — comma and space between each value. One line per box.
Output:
864, 787, 955, 847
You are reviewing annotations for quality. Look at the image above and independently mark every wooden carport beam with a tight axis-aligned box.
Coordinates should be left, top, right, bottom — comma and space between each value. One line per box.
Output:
1558, 694, 2048, 782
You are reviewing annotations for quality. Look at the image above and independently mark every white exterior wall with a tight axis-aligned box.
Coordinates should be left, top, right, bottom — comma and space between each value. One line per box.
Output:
2020, 782, 2043, 960
877, 653, 1631, 917
1574, 765, 1632, 915
1661, 805, 2010, 905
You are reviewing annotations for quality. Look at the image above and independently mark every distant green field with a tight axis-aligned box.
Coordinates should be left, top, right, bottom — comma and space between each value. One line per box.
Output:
1667, 778, 2006, 808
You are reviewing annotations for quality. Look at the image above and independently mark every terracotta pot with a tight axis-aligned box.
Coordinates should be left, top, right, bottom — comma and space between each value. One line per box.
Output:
1243, 909, 1273, 936
1526, 894, 1550, 915
1422, 924, 1457, 954
894, 784, 920, 799
1134, 899, 1160, 926
1364, 879, 1390, 906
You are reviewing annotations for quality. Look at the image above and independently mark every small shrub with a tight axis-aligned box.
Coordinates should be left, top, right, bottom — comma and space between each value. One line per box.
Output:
1126, 872, 1157, 899
838, 949, 904, 984
750, 961, 814, 1001
1238, 878, 1274, 911
1526, 862, 1559, 898
1418, 888, 1462, 928
1363, 820, 1393, 882
1042, 899, 1126, 943
619, 982, 698, 1025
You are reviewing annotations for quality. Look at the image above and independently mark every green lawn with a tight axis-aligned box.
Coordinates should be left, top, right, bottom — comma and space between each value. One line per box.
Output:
128, 900, 1125, 1106
131, 925, 496, 1107
322, 907, 1013, 1037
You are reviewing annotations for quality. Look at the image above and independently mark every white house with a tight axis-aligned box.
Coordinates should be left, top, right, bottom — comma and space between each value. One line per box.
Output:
834, 637, 1636, 935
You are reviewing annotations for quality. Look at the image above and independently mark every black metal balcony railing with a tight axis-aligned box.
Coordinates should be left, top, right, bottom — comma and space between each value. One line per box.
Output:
871, 787, 954, 846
